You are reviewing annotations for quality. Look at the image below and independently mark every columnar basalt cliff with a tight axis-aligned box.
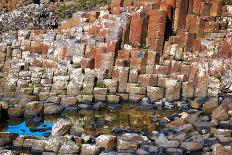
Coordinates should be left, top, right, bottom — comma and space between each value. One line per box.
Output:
0, 0, 232, 154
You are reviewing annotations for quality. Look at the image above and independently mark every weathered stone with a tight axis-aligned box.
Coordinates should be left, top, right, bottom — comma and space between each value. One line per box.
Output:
96, 135, 116, 151
58, 140, 79, 154
45, 140, 62, 152
60, 96, 78, 107
80, 144, 101, 155
212, 106, 229, 121
203, 98, 219, 114
51, 119, 72, 136
24, 101, 43, 116
165, 79, 181, 102
180, 141, 204, 151
32, 140, 46, 152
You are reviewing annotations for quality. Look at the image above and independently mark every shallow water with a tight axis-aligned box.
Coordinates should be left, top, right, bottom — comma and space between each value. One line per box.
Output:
0, 103, 179, 137
0, 116, 59, 137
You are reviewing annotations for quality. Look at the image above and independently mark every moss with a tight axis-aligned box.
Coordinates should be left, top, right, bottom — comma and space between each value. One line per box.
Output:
34, 84, 42, 88
215, 75, 222, 81
74, 64, 81, 68
172, 31, 177, 36
64, 72, 70, 76
95, 82, 107, 88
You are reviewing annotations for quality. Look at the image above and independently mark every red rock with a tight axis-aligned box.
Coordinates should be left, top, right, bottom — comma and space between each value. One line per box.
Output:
85, 45, 96, 58
146, 51, 159, 65
213, 37, 232, 59
204, 22, 219, 33
193, 0, 202, 14
138, 74, 158, 87
43, 60, 58, 68
154, 65, 170, 75
129, 12, 148, 45
118, 50, 130, 59
81, 58, 95, 69
175, 0, 189, 29
111, 0, 123, 8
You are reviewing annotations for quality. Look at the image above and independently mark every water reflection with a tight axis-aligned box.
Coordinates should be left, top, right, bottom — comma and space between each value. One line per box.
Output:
65, 103, 177, 136
0, 116, 59, 137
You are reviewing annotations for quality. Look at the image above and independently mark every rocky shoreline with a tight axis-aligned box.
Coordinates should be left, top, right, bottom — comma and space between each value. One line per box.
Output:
0, 0, 232, 154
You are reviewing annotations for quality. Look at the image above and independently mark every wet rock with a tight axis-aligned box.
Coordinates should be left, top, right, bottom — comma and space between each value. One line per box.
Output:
180, 141, 204, 151
8, 106, 24, 118
31, 140, 46, 152
155, 133, 180, 148
212, 106, 229, 121
23, 138, 37, 148
60, 97, 78, 107
44, 105, 62, 115
58, 140, 80, 154
51, 119, 72, 136
96, 135, 116, 151
24, 101, 43, 117
0, 132, 18, 140
166, 148, 184, 155
140, 145, 159, 154
136, 148, 149, 155
92, 102, 106, 110
0, 138, 11, 146
80, 144, 101, 155
13, 135, 25, 148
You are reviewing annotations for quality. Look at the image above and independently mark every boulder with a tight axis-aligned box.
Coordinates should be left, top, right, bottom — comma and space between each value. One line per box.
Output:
165, 79, 181, 102
31, 140, 46, 152
13, 136, 25, 148
212, 106, 229, 121
45, 140, 62, 152
155, 133, 179, 148
203, 98, 219, 114
212, 144, 232, 155
180, 141, 204, 151
51, 119, 72, 136
80, 144, 101, 155
117, 138, 139, 153
96, 135, 116, 151
24, 101, 43, 117
44, 105, 62, 115
58, 141, 79, 154
8, 106, 24, 117
117, 133, 148, 153
60, 97, 78, 107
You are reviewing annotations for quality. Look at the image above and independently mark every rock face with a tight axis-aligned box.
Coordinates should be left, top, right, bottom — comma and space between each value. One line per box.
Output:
51, 119, 72, 136
0, 0, 232, 154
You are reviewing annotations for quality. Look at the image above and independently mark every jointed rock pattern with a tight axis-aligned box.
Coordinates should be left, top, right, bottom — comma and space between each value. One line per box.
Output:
0, 0, 232, 154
